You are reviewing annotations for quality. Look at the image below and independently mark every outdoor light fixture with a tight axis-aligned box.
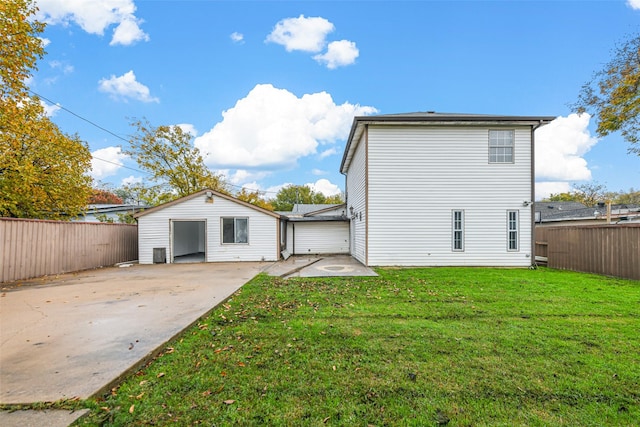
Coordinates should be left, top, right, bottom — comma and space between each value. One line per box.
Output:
523, 201, 532, 207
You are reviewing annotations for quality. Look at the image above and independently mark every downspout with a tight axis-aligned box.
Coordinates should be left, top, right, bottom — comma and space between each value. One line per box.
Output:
292, 222, 295, 255
530, 121, 544, 265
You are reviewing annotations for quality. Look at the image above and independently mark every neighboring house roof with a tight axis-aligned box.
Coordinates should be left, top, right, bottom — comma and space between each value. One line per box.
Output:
134, 189, 281, 219
340, 111, 556, 173
85, 204, 147, 214
278, 204, 348, 222
535, 202, 640, 223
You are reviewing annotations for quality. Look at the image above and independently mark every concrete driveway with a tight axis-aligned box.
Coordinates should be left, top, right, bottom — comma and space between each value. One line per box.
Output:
0, 262, 268, 425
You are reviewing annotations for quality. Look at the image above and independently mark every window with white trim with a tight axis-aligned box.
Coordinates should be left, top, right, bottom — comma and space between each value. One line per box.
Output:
489, 129, 514, 163
507, 210, 519, 251
222, 217, 248, 244
452, 210, 464, 251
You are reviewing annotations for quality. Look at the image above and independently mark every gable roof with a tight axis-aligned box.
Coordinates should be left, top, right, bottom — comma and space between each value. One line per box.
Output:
134, 189, 281, 219
340, 111, 556, 173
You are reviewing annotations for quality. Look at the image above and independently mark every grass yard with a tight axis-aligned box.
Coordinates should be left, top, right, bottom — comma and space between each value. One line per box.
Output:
76, 267, 639, 426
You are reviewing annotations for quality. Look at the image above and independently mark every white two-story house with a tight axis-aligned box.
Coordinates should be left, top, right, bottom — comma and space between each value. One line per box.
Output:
340, 112, 554, 267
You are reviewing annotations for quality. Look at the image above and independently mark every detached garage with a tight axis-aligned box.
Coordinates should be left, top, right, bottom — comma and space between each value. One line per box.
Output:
135, 189, 281, 264
283, 204, 350, 256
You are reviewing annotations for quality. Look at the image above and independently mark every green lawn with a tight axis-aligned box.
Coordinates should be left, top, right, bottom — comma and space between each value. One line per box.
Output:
76, 267, 639, 426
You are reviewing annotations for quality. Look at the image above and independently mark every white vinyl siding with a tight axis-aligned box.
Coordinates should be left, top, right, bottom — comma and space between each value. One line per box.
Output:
138, 194, 278, 263
366, 125, 532, 266
345, 131, 368, 264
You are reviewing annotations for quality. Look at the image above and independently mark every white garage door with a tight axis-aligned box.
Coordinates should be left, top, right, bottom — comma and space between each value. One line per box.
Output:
292, 221, 349, 255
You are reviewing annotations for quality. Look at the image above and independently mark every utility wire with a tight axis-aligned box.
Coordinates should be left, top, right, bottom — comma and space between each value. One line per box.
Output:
29, 90, 282, 195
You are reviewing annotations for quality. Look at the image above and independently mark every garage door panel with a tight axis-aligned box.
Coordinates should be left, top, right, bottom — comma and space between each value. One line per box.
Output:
294, 222, 349, 254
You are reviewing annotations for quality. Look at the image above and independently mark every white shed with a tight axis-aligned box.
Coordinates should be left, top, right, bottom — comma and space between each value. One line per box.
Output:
135, 189, 281, 264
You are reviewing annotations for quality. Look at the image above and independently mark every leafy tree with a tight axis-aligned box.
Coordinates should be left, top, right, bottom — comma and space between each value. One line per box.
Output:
612, 188, 640, 205
543, 182, 608, 207
573, 33, 640, 153
572, 182, 608, 207
324, 193, 345, 204
1, 0, 92, 219
95, 213, 115, 223
543, 192, 579, 202
236, 188, 274, 211
89, 189, 124, 204
124, 119, 228, 205
271, 184, 344, 211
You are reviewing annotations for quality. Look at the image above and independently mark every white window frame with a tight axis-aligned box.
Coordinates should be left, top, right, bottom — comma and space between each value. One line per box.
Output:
452, 210, 464, 252
489, 129, 515, 163
221, 217, 249, 244
507, 210, 519, 251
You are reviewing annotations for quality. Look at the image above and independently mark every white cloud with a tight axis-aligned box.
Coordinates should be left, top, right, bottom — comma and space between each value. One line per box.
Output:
535, 181, 572, 201
98, 70, 159, 103
306, 178, 342, 197
111, 17, 150, 46
628, 0, 640, 10
194, 84, 377, 169
319, 147, 338, 159
266, 15, 334, 52
40, 100, 61, 117
176, 123, 198, 137
121, 175, 142, 186
312, 169, 327, 176
265, 183, 290, 198
50, 60, 74, 74
36, 0, 149, 46
228, 169, 270, 185
230, 32, 244, 43
91, 146, 126, 179
314, 40, 359, 69
39, 37, 51, 48
239, 182, 261, 192
535, 113, 597, 182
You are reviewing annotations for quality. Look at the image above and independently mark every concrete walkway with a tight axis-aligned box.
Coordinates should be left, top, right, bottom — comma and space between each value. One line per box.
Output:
264, 254, 377, 278
0, 262, 268, 426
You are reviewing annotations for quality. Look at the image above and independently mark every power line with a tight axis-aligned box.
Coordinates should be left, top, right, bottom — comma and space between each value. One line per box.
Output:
29, 89, 130, 144
28, 90, 282, 195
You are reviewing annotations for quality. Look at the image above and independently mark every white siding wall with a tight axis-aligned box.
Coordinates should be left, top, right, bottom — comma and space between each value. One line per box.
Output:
138, 194, 278, 264
345, 131, 367, 264
367, 125, 533, 266
286, 222, 349, 255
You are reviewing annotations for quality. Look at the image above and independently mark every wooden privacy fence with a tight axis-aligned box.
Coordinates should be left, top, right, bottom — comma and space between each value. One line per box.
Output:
1, 218, 138, 283
535, 224, 640, 281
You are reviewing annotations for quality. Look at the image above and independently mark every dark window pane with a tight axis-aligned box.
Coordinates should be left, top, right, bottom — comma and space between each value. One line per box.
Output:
222, 218, 234, 243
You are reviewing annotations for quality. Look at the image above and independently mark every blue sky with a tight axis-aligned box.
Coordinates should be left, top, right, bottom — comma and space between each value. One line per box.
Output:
31, 0, 640, 200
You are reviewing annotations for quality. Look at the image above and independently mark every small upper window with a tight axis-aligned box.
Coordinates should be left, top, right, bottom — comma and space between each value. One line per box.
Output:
489, 129, 514, 163
222, 217, 248, 244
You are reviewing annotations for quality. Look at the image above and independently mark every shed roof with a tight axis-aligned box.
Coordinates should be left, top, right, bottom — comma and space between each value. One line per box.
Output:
340, 111, 556, 173
133, 189, 281, 219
